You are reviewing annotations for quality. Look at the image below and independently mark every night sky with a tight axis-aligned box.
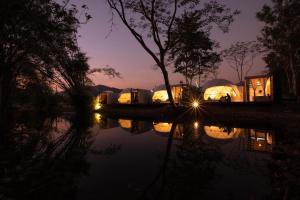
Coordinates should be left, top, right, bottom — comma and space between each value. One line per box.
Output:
75, 0, 271, 89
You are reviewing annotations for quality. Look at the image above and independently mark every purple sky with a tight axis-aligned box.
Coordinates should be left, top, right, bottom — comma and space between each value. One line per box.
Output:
75, 0, 271, 89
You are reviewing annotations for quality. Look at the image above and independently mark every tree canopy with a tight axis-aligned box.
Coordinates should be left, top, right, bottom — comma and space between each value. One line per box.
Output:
169, 11, 221, 87
257, 0, 300, 101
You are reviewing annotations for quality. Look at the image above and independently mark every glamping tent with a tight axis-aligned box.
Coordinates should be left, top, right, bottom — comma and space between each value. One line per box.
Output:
202, 79, 243, 102
204, 126, 242, 140
152, 84, 186, 104
118, 119, 151, 134
98, 91, 119, 104
244, 75, 273, 102
118, 88, 151, 104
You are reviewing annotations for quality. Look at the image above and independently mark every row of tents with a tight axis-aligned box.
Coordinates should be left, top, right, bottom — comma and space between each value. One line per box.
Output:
96, 74, 274, 105
97, 84, 186, 105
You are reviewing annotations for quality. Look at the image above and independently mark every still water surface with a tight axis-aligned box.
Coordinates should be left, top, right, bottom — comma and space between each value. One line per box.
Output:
1, 113, 298, 200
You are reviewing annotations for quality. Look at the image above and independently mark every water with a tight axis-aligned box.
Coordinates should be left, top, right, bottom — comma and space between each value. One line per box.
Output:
0, 113, 299, 200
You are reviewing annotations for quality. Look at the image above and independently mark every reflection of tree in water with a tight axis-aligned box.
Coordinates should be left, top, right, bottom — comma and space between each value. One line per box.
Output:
0, 113, 94, 200
140, 122, 222, 200
268, 129, 300, 200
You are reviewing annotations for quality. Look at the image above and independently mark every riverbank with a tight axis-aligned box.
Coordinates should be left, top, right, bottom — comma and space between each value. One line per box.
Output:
98, 102, 300, 129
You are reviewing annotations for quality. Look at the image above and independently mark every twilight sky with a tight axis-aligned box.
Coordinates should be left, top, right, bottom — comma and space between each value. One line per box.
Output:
75, 0, 271, 89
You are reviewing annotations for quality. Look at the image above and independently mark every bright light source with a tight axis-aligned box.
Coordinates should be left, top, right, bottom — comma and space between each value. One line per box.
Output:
94, 113, 102, 123
194, 122, 199, 129
192, 101, 199, 108
94, 102, 102, 110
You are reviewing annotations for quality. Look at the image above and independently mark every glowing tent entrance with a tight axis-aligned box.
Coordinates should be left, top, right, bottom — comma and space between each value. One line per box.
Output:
203, 85, 243, 102
245, 75, 273, 102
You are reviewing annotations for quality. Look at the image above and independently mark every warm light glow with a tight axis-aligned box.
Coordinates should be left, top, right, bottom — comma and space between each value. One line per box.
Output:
204, 86, 239, 101
118, 93, 131, 104
153, 122, 172, 133
118, 119, 132, 129
192, 101, 199, 108
193, 122, 199, 129
94, 102, 102, 110
204, 126, 240, 140
93, 97, 102, 110
94, 113, 102, 123
152, 90, 169, 102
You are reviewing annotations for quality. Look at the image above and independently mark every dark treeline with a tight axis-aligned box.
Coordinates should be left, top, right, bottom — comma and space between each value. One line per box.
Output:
0, 0, 96, 127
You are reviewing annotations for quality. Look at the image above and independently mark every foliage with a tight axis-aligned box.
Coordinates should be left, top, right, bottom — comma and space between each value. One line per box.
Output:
107, 0, 238, 105
257, 0, 300, 101
169, 11, 222, 86
221, 41, 261, 83
0, 0, 89, 120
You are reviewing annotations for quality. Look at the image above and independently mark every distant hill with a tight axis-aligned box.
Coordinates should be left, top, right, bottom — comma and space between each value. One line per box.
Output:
58, 85, 122, 97
86, 84, 122, 96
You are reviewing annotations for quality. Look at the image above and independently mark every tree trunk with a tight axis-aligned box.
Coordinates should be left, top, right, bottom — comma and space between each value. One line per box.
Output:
161, 67, 175, 106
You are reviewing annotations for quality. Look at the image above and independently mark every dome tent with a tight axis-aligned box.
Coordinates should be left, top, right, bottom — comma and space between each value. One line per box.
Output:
202, 79, 243, 102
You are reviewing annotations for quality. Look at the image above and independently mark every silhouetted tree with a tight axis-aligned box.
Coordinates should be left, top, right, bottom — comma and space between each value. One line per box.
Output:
107, 0, 238, 106
257, 0, 300, 102
222, 41, 261, 83
0, 0, 88, 122
169, 12, 221, 87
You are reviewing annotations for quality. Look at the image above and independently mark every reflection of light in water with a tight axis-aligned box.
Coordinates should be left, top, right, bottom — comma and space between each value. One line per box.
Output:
94, 113, 102, 124
249, 130, 273, 152
118, 119, 132, 129
194, 122, 199, 129
153, 122, 172, 133
93, 96, 102, 110
204, 126, 240, 140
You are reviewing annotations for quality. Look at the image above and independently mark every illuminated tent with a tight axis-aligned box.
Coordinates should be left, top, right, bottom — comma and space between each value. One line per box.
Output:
204, 126, 242, 140
202, 79, 243, 102
152, 84, 185, 104
118, 88, 151, 104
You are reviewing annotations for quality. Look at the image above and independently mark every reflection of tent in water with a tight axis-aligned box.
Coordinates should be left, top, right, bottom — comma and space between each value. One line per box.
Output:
204, 126, 242, 140
152, 84, 185, 104
118, 88, 151, 104
153, 122, 183, 139
202, 79, 243, 102
118, 119, 151, 134
247, 129, 273, 153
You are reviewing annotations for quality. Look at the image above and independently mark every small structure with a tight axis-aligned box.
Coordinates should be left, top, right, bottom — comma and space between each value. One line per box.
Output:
203, 79, 243, 102
152, 84, 186, 104
244, 74, 273, 102
118, 88, 151, 104
98, 91, 119, 104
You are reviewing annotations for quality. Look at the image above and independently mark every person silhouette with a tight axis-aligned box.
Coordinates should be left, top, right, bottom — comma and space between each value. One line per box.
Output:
226, 93, 231, 102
